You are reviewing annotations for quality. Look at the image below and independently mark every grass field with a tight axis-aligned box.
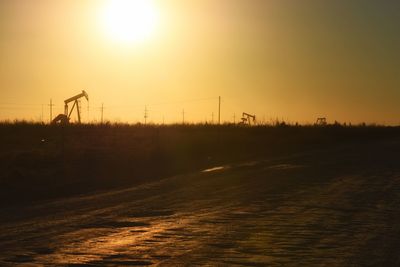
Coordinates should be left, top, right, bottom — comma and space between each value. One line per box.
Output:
1, 122, 399, 206
2, 122, 400, 265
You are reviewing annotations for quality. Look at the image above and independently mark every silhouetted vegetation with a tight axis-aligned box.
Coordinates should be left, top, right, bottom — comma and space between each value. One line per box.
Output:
1, 122, 399, 206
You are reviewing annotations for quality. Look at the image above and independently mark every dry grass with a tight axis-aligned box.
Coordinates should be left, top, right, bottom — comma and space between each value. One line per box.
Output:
1, 122, 399, 205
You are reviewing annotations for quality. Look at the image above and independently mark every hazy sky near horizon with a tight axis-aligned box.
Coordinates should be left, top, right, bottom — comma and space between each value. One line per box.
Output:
0, 0, 399, 124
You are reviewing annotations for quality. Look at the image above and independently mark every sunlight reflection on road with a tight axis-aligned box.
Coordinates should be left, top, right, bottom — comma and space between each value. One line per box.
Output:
202, 166, 227, 173
2, 147, 400, 266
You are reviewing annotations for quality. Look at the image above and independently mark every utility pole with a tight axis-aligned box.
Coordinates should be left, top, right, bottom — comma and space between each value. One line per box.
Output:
218, 96, 221, 125
41, 104, 44, 123
144, 106, 148, 125
182, 109, 185, 124
211, 112, 214, 124
48, 99, 54, 123
233, 113, 236, 124
100, 103, 104, 124
87, 100, 90, 123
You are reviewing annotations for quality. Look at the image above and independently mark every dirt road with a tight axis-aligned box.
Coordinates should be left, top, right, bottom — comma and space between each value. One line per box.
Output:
1, 141, 400, 266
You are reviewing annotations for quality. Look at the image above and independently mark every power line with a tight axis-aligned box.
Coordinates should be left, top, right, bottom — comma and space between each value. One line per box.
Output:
150, 96, 219, 107
0, 95, 222, 124
0, 102, 44, 106
0, 106, 42, 110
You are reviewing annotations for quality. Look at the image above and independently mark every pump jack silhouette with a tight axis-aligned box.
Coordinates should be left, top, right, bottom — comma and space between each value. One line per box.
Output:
52, 90, 89, 124
240, 112, 256, 126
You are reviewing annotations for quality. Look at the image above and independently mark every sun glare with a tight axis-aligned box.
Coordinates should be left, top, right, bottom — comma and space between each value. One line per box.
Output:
101, 0, 159, 44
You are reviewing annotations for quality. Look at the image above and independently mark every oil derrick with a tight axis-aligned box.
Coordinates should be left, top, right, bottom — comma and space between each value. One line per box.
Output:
240, 112, 256, 126
315, 117, 327, 126
52, 90, 89, 124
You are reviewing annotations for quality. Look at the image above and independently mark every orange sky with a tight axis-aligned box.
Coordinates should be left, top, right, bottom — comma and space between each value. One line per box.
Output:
1, 0, 399, 124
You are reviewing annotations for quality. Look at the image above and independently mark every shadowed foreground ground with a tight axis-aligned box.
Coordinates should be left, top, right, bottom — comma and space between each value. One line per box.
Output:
1, 138, 400, 266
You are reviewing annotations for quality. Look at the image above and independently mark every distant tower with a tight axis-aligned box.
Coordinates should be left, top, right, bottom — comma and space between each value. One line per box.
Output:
218, 96, 221, 124
144, 106, 148, 124
101, 103, 104, 124
48, 99, 54, 123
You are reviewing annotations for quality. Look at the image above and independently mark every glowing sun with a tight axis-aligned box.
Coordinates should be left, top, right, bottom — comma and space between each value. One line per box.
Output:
100, 0, 160, 44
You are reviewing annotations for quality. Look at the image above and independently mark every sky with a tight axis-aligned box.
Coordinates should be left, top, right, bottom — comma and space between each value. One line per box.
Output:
0, 0, 399, 124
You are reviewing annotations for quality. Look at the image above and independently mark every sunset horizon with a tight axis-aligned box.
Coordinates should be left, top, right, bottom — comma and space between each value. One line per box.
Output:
1, 0, 399, 124
1, 2, 400, 265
